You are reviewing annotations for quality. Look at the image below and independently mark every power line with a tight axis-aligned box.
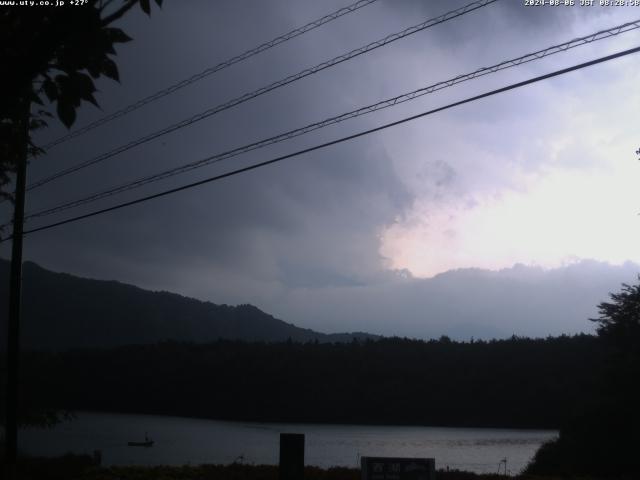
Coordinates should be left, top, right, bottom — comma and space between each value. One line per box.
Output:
38, 0, 381, 152
8, 44, 639, 241
26, 0, 498, 192
24, 19, 640, 221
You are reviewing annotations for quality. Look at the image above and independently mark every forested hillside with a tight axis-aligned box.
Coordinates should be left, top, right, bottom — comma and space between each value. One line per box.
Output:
20, 335, 601, 429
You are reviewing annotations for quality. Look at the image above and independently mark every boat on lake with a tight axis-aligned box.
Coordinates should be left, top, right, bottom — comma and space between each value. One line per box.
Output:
128, 433, 154, 447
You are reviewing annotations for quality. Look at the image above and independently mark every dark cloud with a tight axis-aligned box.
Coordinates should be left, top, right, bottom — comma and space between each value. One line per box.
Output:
2, 0, 638, 339
12, 0, 414, 289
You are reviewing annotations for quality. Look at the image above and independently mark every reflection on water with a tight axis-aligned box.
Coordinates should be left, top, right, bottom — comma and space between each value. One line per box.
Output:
20, 412, 557, 475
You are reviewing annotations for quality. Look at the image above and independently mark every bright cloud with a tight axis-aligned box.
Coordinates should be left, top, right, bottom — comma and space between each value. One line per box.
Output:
381, 155, 640, 277
378, 20, 640, 279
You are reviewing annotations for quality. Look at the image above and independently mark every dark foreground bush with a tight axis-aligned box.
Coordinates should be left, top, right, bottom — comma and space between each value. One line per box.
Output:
0, 452, 99, 480
525, 405, 640, 479
0, 457, 618, 480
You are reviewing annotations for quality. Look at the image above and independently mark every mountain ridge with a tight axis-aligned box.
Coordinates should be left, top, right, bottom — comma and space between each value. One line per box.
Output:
0, 259, 379, 349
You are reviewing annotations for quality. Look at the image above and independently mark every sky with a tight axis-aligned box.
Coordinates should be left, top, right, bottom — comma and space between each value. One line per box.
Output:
2, 0, 640, 339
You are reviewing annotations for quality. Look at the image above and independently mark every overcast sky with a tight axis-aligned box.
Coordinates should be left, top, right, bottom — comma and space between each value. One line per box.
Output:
2, 0, 640, 339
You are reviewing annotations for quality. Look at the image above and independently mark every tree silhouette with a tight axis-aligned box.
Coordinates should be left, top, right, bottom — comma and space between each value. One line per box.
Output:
1, 2, 163, 473
527, 277, 640, 477
592, 277, 640, 341
0, 0, 162, 202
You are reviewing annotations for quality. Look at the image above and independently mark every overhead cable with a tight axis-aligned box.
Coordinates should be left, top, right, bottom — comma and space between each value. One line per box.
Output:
24, 19, 640, 221
38, 0, 382, 151
27, 0, 498, 191
8, 44, 639, 240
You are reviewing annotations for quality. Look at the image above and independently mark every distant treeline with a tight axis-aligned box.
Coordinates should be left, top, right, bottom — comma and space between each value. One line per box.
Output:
19, 334, 603, 429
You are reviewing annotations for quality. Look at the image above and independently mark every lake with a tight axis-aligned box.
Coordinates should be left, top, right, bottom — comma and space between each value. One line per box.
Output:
19, 412, 557, 475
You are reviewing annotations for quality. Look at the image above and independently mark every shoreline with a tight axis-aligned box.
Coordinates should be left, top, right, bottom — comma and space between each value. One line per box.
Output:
10, 455, 606, 480
50, 409, 563, 432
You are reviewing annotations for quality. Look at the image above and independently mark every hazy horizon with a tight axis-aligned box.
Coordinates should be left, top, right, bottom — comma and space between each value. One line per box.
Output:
6, 256, 637, 341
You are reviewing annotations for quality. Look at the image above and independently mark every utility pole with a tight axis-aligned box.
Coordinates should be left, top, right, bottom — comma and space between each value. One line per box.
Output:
4, 100, 29, 480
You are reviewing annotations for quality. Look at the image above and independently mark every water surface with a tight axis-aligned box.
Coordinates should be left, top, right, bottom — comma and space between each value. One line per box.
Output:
20, 412, 557, 475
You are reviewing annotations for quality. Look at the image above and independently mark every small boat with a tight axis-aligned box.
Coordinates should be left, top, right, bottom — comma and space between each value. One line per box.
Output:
128, 433, 154, 447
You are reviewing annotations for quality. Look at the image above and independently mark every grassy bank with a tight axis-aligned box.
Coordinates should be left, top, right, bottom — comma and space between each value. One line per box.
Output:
2, 455, 616, 480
